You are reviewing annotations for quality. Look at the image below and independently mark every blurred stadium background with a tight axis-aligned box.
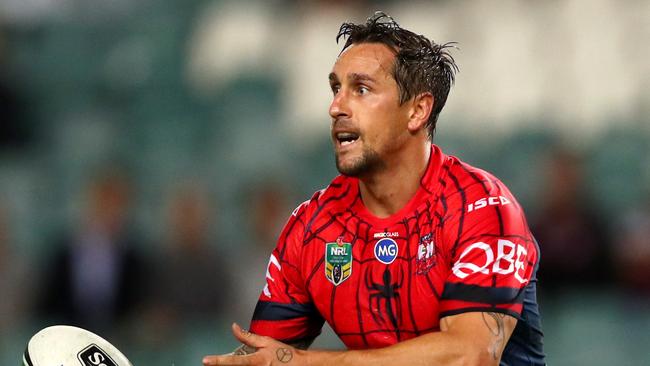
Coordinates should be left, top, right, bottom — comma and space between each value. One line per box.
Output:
0, 0, 649, 364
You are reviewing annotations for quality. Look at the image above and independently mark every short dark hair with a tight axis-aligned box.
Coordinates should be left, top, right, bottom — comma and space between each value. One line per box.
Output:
336, 11, 458, 139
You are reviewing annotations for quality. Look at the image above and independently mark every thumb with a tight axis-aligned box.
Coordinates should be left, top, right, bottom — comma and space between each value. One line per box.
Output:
232, 322, 266, 348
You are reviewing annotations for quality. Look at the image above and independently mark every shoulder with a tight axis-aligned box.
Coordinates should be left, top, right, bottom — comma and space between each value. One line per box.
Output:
437, 156, 540, 282
282, 174, 357, 238
274, 175, 355, 275
442, 155, 522, 213
445, 156, 509, 195
439, 155, 534, 247
291, 174, 356, 221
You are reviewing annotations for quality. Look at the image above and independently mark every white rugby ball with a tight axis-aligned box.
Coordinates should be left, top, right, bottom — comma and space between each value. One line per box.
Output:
23, 325, 132, 366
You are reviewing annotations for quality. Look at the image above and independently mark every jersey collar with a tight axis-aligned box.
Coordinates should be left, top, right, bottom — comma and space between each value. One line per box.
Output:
350, 144, 447, 226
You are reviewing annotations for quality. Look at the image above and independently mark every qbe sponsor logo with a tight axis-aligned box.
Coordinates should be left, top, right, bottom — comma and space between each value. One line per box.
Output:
452, 239, 529, 283
374, 238, 398, 264
262, 254, 281, 298
77, 344, 117, 366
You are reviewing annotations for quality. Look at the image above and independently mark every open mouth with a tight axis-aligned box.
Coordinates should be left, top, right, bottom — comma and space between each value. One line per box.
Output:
336, 132, 359, 147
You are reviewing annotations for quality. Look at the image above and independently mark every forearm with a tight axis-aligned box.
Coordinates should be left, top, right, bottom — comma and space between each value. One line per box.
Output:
204, 313, 512, 366
304, 330, 495, 366
234, 337, 316, 355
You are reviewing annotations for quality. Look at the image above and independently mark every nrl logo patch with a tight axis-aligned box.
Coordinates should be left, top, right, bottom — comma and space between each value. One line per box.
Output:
325, 237, 352, 286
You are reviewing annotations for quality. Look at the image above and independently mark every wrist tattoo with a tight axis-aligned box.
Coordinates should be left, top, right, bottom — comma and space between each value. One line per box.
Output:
276, 348, 293, 363
482, 312, 506, 360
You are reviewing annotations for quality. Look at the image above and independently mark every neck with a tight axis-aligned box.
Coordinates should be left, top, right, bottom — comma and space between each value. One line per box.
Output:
358, 141, 431, 218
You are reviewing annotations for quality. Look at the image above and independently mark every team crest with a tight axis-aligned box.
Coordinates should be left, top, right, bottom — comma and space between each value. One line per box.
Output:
325, 237, 352, 286
416, 233, 436, 274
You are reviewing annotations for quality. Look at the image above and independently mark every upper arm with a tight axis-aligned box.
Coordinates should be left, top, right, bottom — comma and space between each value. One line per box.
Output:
439, 170, 539, 319
249, 201, 325, 343
434, 168, 538, 363
440, 311, 518, 365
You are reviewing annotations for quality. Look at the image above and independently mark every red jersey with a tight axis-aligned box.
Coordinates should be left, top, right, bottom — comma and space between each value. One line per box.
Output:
250, 145, 545, 365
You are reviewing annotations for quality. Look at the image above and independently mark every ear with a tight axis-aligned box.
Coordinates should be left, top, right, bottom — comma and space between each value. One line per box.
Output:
407, 93, 434, 133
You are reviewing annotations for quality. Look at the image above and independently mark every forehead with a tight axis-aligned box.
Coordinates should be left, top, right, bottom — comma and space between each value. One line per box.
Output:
332, 43, 396, 79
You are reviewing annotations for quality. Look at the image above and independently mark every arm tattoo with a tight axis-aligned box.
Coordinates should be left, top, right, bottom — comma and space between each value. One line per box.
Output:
276, 348, 293, 363
482, 312, 506, 360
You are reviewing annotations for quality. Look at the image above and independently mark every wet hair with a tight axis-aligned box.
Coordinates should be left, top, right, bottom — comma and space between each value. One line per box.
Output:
337, 11, 458, 139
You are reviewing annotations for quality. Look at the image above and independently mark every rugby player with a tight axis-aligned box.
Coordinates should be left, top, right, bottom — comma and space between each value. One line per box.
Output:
203, 11, 545, 366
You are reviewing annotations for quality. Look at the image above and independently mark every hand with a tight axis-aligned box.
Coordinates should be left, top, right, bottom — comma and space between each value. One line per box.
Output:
203, 323, 301, 366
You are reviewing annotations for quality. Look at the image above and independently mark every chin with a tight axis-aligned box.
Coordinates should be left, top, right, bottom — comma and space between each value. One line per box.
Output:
335, 149, 383, 177
337, 164, 365, 177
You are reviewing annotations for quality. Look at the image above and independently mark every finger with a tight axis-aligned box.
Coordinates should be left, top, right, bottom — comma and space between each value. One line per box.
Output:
203, 354, 252, 366
232, 323, 266, 348
233, 344, 257, 355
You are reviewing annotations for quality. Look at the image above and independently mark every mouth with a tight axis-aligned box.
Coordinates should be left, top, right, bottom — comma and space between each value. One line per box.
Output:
335, 132, 360, 148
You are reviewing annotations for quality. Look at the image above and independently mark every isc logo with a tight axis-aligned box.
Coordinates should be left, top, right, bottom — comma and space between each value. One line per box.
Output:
374, 238, 398, 264
467, 196, 511, 213
77, 345, 117, 366
452, 239, 529, 283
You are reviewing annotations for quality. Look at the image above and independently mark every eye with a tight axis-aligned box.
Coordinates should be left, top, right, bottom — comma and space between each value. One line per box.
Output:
331, 84, 340, 95
357, 86, 369, 95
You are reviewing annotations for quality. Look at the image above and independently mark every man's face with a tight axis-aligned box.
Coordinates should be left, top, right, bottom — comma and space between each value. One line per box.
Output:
329, 43, 411, 177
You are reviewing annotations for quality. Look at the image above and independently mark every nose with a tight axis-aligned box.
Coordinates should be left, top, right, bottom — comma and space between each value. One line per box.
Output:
329, 89, 350, 121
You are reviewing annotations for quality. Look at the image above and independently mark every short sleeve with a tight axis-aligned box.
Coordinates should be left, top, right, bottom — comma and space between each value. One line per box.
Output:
439, 173, 539, 319
249, 201, 324, 342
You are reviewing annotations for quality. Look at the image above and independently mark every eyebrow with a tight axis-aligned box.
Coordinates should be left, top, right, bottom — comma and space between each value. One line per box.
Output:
348, 73, 375, 83
328, 72, 376, 84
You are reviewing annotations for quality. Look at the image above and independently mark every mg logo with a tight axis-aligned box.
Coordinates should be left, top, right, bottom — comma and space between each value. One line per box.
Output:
374, 238, 398, 264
